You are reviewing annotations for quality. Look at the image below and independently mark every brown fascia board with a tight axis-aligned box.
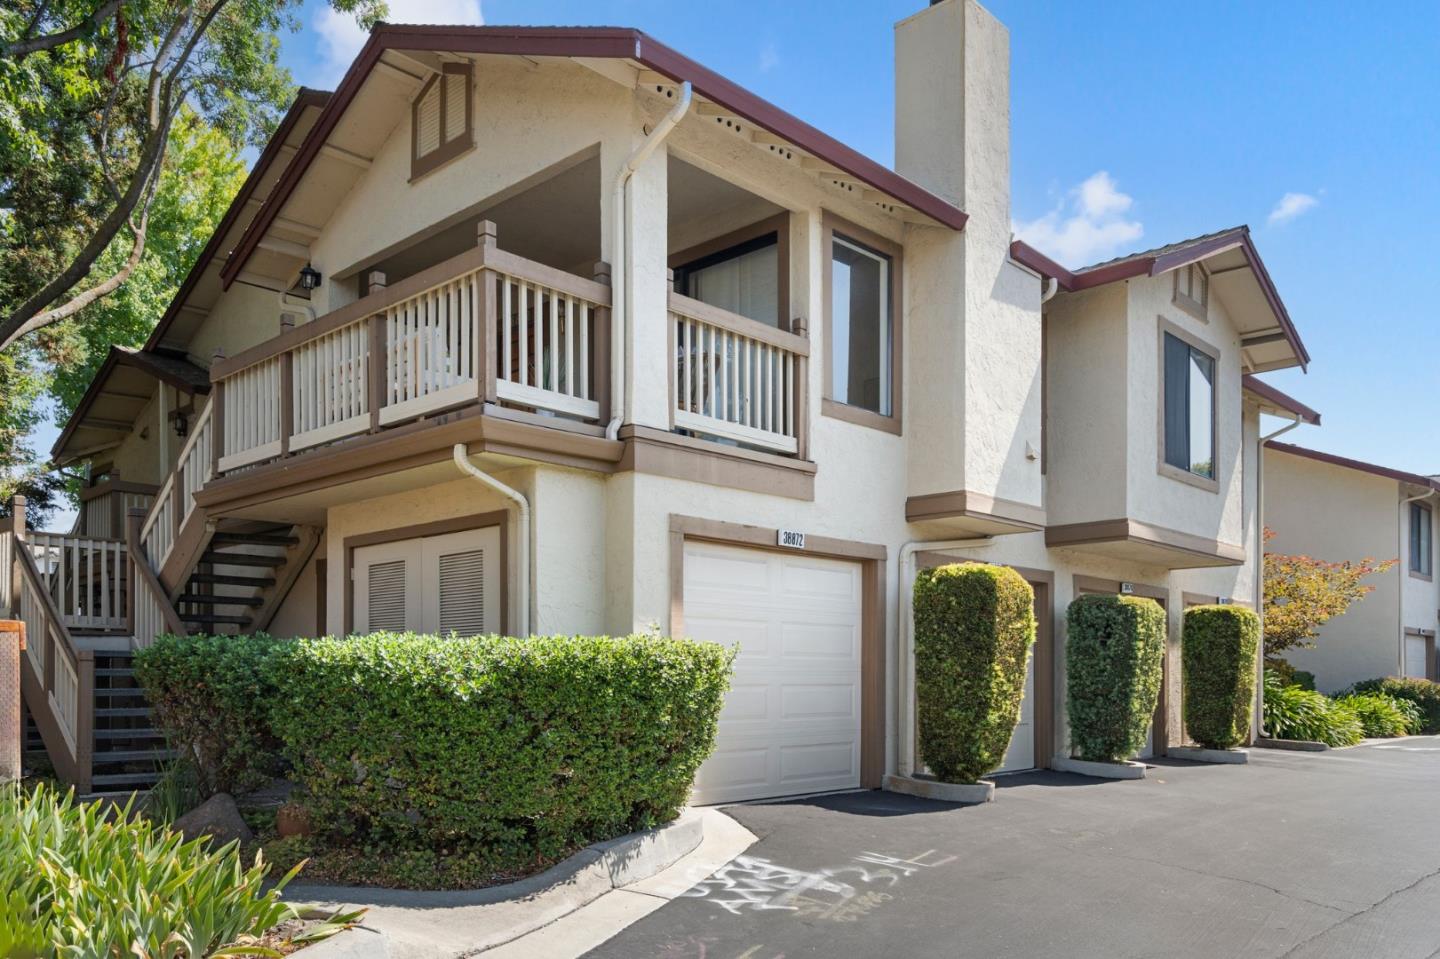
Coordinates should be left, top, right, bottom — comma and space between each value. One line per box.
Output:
51, 347, 212, 462
1012, 227, 1310, 371
1241, 374, 1321, 425
221, 25, 968, 290
1266, 440, 1438, 491
143, 88, 331, 352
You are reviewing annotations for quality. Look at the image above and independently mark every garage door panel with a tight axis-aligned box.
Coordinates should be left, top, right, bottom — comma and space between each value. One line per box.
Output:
686, 541, 863, 805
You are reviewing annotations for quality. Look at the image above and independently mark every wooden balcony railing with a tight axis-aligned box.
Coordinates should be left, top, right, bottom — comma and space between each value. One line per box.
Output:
670, 290, 808, 456
23, 533, 129, 632
71, 480, 157, 539
209, 221, 611, 474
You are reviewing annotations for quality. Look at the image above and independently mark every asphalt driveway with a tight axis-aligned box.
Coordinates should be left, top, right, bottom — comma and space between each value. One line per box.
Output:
586, 738, 1440, 959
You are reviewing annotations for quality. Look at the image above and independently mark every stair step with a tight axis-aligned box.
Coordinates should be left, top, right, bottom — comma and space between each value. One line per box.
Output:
94, 687, 147, 699
212, 531, 300, 547
179, 613, 252, 626
96, 707, 153, 719
92, 749, 175, 764
95, 728, 165, 741
90, 772, 164, 788
95, 667, 139, 677
188, 572, 277, 588
199, 551, 286, 568
176, 593, 264, 607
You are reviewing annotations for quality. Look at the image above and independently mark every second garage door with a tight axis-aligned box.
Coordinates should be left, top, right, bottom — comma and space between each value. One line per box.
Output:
684, 541, 864, 805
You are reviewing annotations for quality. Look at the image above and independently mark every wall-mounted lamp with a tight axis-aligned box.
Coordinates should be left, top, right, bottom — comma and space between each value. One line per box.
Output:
298, 263, 322, 291
172, 410, 189, 439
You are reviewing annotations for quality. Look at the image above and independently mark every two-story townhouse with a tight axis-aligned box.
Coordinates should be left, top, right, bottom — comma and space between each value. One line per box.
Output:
8, 0, 1310, 800
1263, 443, 1439, 693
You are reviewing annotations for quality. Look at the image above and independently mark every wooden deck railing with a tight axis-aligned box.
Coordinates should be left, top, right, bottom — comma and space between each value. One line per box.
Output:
71, 480, 157, 539
24, 533, 128, 631
209, 222, 611, 474
670, 290, 808, 456
141, 401, 213, 571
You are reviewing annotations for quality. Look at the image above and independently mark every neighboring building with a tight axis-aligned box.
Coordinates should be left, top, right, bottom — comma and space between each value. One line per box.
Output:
6, 0, 1310, 798
1264, 443, 1438, 694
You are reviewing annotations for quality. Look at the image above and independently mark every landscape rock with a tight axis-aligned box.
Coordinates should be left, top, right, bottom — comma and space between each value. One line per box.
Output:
172, 793, 254, 847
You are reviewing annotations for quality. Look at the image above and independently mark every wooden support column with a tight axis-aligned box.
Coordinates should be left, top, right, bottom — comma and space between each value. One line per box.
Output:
593, 261, 612, 420
476, 221, 498, 403
9, 496, 24, 617
792, 315, 810, 461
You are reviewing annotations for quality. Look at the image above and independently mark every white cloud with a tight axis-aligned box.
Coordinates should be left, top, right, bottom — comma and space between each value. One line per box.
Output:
1267, 191, 1318, 225
758, 41, 779, 73
1013, 171, 1144, 268
312, 0, 484, 88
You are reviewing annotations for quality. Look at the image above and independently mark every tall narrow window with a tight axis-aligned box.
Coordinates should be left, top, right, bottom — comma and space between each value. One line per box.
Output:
411, 62, 474, 179
1411, 502, 1433, 577
1162, 330, 1216, 481
830, 234, 892, 416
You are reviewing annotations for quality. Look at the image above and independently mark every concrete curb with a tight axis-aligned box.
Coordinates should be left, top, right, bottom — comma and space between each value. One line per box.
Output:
1052, 757, 1147, 780
293, 809, 708, 959
1169, 746, 1250, 765
882, 773, 994, 804
1254, 737, 1329, 752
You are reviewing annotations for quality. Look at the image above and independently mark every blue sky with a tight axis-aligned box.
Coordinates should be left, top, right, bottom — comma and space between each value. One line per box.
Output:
34, 0, 1440, 530
278, 0, 1438, 472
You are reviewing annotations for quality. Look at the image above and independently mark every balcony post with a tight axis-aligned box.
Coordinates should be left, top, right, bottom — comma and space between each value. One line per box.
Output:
793, 316, 810, 461
476, 221, 497, 403
592, 261, 612, 426
210, 350, 225, 476
279, 352, 294, 457
10, 496, 25, 618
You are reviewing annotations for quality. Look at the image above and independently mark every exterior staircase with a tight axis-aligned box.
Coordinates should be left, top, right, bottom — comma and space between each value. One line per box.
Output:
171, 523, 316, 636
89, 649, 172, 795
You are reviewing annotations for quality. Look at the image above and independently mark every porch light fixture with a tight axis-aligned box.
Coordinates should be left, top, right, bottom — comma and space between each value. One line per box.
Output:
172, 410, 189, 438
298, 263, 322, 291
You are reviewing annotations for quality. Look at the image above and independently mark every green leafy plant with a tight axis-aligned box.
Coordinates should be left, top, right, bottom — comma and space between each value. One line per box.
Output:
1262, 670, 1364, 746
1347, 677, 1440, 734
1181, 604, 1260, 750
135, 633, 288, 796
265, 633, 733, 867
142, 757, 202, 825
1066, 594, 1166, 763
0, 782, 300, 956
914, 563, 1036, 783
1335, 692, 1421, 738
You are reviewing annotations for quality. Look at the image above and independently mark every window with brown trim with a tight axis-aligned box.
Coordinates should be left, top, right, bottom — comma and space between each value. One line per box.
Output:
1173, 264, 1208, 320
1411, 502, 1433, 578
821, 214, 902, 434
411, 62, 474, 180
1160, 326, 1217, 485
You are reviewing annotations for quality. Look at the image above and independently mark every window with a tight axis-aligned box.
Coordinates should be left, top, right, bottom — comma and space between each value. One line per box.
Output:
1411, 502, 1433, 577
1161, 328, 1217, 484
411, 63, 473, 179
673, 232, 780, 326
1173, 263, 1208, 320
823, 215, 901, 432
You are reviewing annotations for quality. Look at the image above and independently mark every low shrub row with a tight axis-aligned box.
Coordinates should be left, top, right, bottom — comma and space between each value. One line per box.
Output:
1262, 670, 1364, 746
138, 632, 734, 879
1347, 676, 1440, 734
1335, 692, 1422, 738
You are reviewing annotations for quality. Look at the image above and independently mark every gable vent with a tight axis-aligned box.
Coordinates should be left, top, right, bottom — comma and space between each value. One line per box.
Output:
367, 559, 408, 631
437, 548, 486, 636
444, 70, 467, 144
415, 84, 441, 156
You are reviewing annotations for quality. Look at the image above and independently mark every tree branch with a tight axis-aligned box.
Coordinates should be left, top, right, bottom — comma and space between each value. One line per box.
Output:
2, 0, 122, 60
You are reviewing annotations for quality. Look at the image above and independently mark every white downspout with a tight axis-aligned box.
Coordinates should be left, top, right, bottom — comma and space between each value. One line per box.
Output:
453, 445, 531, 637
606, 82, 693, 441
896, 537, 994, 777
1399, 488, 1436, 677
1255, 414, 1302, 737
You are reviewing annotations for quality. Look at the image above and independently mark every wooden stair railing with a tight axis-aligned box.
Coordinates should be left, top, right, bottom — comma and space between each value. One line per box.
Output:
138, 401, 216, 596
12, 538, 94, 792
126, 508, 189, 651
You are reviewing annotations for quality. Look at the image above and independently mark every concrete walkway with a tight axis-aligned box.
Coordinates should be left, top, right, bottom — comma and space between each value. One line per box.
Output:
584, 738, 1440, 958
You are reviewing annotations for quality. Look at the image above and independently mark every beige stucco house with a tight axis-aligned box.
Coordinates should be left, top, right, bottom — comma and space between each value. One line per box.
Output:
7, 0, 1311, 798
1264, 443, 1438, 694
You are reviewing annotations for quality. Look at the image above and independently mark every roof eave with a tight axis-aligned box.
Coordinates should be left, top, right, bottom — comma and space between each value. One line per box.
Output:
1241, 374, 1321, 425
1266, 441, 1438, 491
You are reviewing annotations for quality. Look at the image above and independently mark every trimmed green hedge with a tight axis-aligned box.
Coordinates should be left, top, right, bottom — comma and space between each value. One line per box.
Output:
1348, 677, 1440, 734
135, 633, 288, 796
265, 633, 733, 861
914, 563, 1037, 784
1336, 692, 1421, 737
1066, 594, 1166, 762
1181, 605, 1260, 750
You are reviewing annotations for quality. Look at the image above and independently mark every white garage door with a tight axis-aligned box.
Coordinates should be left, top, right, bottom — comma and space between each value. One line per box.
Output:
1405, 634, 1428, 680
684, 541, 863, 805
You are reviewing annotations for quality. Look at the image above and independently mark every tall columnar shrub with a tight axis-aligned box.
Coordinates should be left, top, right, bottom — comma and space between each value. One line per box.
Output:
1181, 604, 1260, 749
914, 563, 1037, 783
135, 633, 288, 795
1066, 594, 1166, 762
265, 633, 733, 862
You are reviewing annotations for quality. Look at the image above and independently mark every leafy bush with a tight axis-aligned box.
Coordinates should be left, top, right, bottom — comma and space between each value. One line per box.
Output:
266, 633, 733, 865
1348, 677, 1440, 733
1181, 605, 1260, 750
1066, 594, 1166, 762
1335, 692, 1421, 738
135, 633, 288, 795
1262, 670, 1364, 746
914, 563, 1036, 783
0, 782, 298, 957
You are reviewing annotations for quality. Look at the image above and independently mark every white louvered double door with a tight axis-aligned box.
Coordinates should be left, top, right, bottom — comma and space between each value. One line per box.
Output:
352, 527, 501, 637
